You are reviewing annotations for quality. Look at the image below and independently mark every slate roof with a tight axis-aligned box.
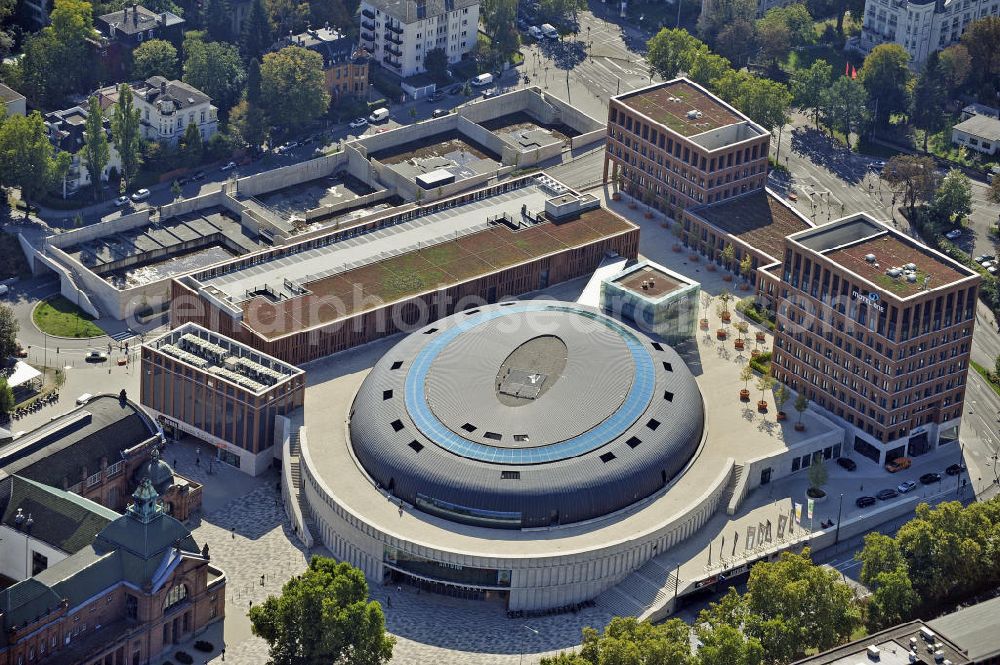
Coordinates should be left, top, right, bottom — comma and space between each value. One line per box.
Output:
97, 4, 184, 37
365, 0, 478, 23
134, 76, 212, 110
0, 394, 159, 489
0, 476, 118, 554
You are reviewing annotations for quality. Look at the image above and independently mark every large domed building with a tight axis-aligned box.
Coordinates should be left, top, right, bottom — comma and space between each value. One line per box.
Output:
350, 301, 704, 528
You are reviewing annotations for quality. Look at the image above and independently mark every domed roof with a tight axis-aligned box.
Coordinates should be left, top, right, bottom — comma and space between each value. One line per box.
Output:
349, 301, 705, 529
139, 448, 174, 495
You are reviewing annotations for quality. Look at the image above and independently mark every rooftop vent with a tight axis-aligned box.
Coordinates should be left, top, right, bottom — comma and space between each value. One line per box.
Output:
864, 253, 877, 263
906, 273, 917, 283
886, 267, 903, 278
686, 109, 703, 120
904, 262, 916, 270
866, 644, 880, 660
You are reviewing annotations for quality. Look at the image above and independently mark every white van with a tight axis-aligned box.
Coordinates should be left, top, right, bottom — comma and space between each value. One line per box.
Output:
368, 107, 389, 123
471, 73, 494, 88
528, 25, 543, 39
541, 23, 559, 39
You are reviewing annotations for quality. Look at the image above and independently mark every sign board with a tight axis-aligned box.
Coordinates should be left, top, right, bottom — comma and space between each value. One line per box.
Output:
851, 290, 885, 313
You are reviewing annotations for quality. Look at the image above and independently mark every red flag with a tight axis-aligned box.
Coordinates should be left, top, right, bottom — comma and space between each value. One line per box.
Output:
851, 65, 858, 79
845, 62, 850, 76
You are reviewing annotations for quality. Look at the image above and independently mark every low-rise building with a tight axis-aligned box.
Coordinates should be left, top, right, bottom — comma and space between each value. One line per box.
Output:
282, 26, 370, 104
791, 620, 972, 664
952, 112, 1000, 156
0, 83, 26, 117
140, 324, 306, 475
859, 0, 1000, 66
0, 476, 225, 665
0, 393, 202, 521
928, 595, 1000, 663
98, 76, 218, 147
44, 104, 123, 196
96, 3, 186, 79
360, 0, 479, 78
600, 260, 701, 344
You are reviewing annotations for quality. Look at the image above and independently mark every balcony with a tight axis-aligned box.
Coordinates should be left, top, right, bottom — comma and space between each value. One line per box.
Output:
361, 30, 375, 42
386, 44, 402, 57
387, 23, 403, 34
384, 32, 403, 45
362, 19, 375, 30
382, 56, 401, 70
362, 7, 375, 18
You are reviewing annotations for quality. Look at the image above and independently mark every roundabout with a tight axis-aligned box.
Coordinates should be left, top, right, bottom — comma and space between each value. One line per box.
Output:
300, 301, 734, 611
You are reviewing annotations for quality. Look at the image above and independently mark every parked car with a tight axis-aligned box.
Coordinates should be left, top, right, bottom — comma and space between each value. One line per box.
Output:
220, 161, 237, 171
988, 266, 998, 275
176, 176, 189, 186
855, 496, 877, 508
945, 229, 962, 240
897, 480, 917, 493
528, 25, 543, 39
85, 351, 108, 363
349, 117, 369, 129
876, 488, 899, 500
471, 73, 494, 88
0, 285, 8, 297
920, 472, 942, 485
945, 463, 965, 476
975, 255, 995, 264
482, 88, 496, 98
431, 108, 451, 118
981, 261, 995, 269
192, 171, 206, 181
836, 457, 857, 471
130, 188, 150, 202
869, 160, 886, 173
114, 195, 129, 207
368, 108, 390, 123
885, 457, 912, 473
540, 23, 559, 39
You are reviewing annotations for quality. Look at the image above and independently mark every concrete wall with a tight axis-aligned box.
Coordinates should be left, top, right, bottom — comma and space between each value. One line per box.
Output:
0, 525, 69, 583
543, 90, 604, 132
159, 189, 225, 221
33, 248, 102, 319
301, 187, 393, 223
456, 116, 509, 162
571, 129, 607, 150
45, 209, 151, 249
280, 420, 314, 549
235, 153, 345, 198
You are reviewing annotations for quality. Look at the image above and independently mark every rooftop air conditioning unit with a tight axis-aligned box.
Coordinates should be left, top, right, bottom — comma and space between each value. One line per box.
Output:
686, 110, 698, 119
867, 644, 880, 660
904, 262, 916, 270
865, 253, 877, 263
887, 268, 902, 278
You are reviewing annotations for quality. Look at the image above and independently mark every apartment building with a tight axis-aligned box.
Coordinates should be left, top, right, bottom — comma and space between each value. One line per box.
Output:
603, 78, 771, 222
859, 0, 1000, 66
771, 215, 980, 467
360, 0, 479, 78
129, 77, 217, 146
44, 104, 123, 196
281, 25, 370, 103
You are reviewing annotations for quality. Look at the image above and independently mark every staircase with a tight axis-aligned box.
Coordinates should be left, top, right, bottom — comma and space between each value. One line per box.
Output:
721, 464, 744, 515
286, 430, 317, 547
595, 556, 679, 619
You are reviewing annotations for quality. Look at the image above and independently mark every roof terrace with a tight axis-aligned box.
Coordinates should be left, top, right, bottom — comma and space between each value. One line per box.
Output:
689, 189, 813, 262
615, 78, 758, 141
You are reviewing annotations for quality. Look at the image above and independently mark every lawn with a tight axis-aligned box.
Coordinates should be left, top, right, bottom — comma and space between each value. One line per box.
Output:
32, 296, 105, 338
785, 44, 864, 79
971, 360, 1000, 399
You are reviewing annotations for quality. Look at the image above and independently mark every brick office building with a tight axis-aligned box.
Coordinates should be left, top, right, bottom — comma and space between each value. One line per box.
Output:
141, 323, 306, 476
0, 476, 224, 665
603, 78, 771, 221
770, 215, 981, 466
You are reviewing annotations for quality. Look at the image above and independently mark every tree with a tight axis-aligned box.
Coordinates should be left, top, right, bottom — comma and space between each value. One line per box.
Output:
773, 383, 790, 413
721, 243, 736, 269
229, 99, 268, 150
938, 44, 971, 95
647, 28, 706, 80
791, 60, 832, 128
857, 532, 906, 588
989, 177, 1000, 205
910, 52, 948, 152
739, 254, 753, 285
241, 0, 272, 62
698, 0, 757, 46
741, 364, 754, 393
820, 76, 867, 146
249, 556, 394, 665
932, 169, 972, 225
868, 567, 918, 630
424, 47, 449, 84
745, 549, 862, 660
882, 155, 938, 210
181, 122, 203, 165
111, 83, 142, 193
537, 0, 585, 25
961, 17, 1000, 100
757, 5, 813, 67
17, 0, 95, 107
132, 39, 178, 80
183, 36, 247, 114
732, 76, 792, 135
807, 456, 827, 494
201, 0, 233, 42
716, 20, 757, 68
0, 303, 18, 359
540, 616, 694, 665
756, 374, 774, 406
171, 179, 182, 199
80, 95, 110, 202
260, 46, 330, 129
0, 377, 12, 415
687, 51, 731, 88
794, 392, 809, 424
266, 0, 309, 36
859, 44, 911, 127
480, 0, 519, 60
0, 112, 64, 201
696, 589, 764, 665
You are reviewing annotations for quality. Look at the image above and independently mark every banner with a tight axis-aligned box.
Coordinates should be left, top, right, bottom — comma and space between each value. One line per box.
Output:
777, 514, 787, 539
745, 525, 756, 550
807, 498, 815, 520
794, 502, 802, 524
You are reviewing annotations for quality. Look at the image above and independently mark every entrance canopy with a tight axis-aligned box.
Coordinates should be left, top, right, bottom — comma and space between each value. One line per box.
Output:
4, 362, 41, 391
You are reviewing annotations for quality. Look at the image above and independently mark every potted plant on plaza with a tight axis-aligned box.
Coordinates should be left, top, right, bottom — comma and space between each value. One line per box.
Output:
612, 172, 624, 201
699, 292, 710, 330
716, 303, 730, 339
794, 393, 809, 431
774, 383, 790, 421
721, 243, 736, 271
739, 255, 753, 291
755, 329, 766, 344
734, 321, 748, 351
719, 290, 732, 323
807, 456, 828, 502
756, 375, 774, 412
740, 364, 753, 401
672, 224, 684, 252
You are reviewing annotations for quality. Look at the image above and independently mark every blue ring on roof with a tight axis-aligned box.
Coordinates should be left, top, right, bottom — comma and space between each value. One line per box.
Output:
403, 303, 655, 464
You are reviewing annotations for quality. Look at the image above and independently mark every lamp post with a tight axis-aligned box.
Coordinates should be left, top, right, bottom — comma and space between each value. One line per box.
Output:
834, 493, 844, 545
519, 625, 540, 665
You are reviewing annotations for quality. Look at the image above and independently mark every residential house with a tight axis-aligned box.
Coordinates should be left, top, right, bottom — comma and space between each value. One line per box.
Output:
96, 3, 186, 79
282, 25, 370, 104
952, 112, 1000, 155
0, 83, 26, 117
44, 105, 123, 196
98, 76, 218, 147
